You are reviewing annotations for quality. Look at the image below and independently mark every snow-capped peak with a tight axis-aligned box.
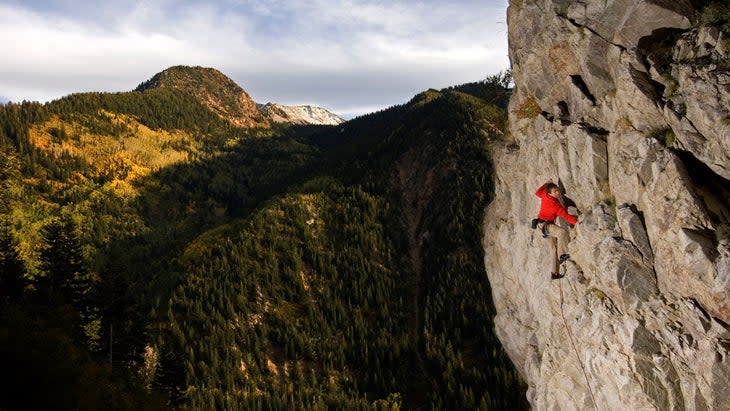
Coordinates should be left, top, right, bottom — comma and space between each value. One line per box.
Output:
260, 103, 345, 126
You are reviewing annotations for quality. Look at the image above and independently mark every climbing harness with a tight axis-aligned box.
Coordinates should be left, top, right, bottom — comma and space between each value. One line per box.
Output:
558, 279, 599, 411
531, 218, 550, 238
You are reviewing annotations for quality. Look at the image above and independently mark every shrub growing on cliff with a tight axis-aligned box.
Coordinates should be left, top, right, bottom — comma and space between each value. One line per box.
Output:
698, 1, 730, 33
647, 127, 676, 147
515, 95, 541, 120
716, 223, 730, 241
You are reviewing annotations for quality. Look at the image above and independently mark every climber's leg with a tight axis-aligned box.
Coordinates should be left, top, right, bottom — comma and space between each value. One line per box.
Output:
547, 224, 570, 260
550, 237, 561, 279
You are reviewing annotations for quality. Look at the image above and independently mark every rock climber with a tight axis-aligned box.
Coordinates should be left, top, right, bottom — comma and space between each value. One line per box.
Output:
534, 179, 577, 279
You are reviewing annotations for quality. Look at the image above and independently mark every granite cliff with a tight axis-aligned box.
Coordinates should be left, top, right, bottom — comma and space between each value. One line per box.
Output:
485, 1, 730, 409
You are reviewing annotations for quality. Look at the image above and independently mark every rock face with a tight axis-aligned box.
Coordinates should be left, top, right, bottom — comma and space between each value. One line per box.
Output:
485, 1, 730, 409
259, 103, 345, 126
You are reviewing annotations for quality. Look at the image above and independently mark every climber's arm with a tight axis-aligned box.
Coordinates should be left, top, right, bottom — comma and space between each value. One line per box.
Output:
535, 182, 548, 198
557, 205, 577, 225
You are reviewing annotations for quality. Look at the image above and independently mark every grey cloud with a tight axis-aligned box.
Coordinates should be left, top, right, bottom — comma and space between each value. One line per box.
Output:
1, 0, 510, 117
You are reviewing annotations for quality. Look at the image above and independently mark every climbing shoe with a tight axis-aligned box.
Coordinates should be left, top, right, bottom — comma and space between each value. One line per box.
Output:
551, 272, 564, 280
559, 254, 570, 264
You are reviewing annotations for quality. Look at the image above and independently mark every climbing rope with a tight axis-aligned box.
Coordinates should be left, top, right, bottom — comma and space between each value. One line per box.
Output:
558, 279, 599, 411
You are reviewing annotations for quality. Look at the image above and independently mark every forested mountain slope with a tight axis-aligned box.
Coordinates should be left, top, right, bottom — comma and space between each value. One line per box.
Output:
0, 69, 526, 410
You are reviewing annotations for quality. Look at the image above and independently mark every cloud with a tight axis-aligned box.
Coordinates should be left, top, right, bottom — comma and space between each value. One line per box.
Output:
0, 0, 509, 116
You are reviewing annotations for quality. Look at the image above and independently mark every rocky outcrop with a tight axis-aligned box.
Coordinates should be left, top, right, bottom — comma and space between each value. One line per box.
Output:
259, 103, 344, 126
485, 1, 730, 409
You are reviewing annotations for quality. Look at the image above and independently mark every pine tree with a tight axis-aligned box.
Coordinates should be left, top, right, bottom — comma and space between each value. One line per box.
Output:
0, 218, 26, 302
97, 252, 139, 368
0, 145, 21, 213
37, 215, 88, 307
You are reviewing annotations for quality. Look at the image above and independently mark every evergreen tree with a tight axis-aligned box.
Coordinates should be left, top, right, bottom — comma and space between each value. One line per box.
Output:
96, 251, 146, 368
37, 215, 88, 307
0, 145, 21, 213
0, 218, 26, 302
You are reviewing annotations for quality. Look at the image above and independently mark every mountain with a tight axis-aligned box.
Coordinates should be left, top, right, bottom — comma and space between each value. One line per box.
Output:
259, 103, 344, 125
0, 70, 525, 410
135, 65, 268, 128
487, 1, 730, 409
135, 65, 344, 128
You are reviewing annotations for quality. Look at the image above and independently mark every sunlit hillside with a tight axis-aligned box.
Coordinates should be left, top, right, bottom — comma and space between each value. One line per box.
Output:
0, 68, 526, 411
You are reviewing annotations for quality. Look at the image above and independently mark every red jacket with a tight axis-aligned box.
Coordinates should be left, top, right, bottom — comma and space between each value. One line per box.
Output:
535, 183, 577, 225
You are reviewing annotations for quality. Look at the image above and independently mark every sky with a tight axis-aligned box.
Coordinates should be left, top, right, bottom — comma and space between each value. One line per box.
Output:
0, 0, 509, 119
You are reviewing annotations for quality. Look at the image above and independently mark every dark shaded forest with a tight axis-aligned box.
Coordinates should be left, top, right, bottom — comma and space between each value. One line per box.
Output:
0, 70, 526, 410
